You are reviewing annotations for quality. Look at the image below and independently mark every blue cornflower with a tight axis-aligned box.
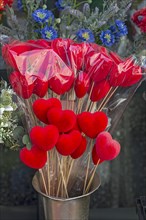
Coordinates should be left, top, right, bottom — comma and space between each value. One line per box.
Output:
17, 0, 23, 11
55, 0, 73, 11
41, 26, 58, 40
100, 30, 115, 47
115, 20, 128, 36
32, 9, 54, 23
76, 29, 95, 43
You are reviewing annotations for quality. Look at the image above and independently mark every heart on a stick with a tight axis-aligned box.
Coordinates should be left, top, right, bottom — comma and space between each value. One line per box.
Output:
30, 125, 59, 151
95, 131, 121, 161
47, 108, 76, 133
20, 145, 47, 169
77, 111, 108, 138
92, 144, 104, 165
56, 130, 82, 156
33, 98, 62, 124
71, 136, 87, 159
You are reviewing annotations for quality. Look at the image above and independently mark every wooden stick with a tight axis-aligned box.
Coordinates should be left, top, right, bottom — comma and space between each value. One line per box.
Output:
67, 158, 74, 184
99, 86, 118, 111
47, 153, 50, 196
83, 139, 93, 193
96, 87, 113, 112
85, 159, 100, 194
85, 82, 94, 112
57, 154, 69, 198
39, 169, 48, 195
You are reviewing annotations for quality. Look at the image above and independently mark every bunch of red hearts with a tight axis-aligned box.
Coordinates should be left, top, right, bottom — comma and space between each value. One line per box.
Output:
3, 39, 142, 101
20, 97, 108, 169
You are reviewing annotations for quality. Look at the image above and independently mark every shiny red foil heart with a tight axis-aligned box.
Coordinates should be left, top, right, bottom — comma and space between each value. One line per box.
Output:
74, 71, 90, 98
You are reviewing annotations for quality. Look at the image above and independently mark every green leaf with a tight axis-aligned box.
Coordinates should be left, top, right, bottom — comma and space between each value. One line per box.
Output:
26, 142, 32, 150
22, 134, 30, 145
13, 126, 25, 140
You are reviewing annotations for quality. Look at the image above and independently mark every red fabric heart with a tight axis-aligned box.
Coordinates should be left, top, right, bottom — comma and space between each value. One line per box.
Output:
96, 131, 121, 161
71, 136, 87, 159
109, 56, 142, 87
30, 125, 59, 151
20, 145, 47, 169
90, 80, 111, 102
74, 71, 90, 98
33, 98, 62, 124
47, 108, 76, 133
51, 38, 73, 63
9, 71, 34, 99
92, 144, 104, 165
56, 130, 82, 156
77, 111, 108, 138
33, 78, 49, 98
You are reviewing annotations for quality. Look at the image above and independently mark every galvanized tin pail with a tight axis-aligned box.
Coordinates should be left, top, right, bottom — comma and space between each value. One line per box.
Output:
32, 171, 100, 220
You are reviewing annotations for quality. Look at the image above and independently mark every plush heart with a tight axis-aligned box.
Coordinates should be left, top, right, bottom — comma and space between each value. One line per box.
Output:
33, 98, 62, 124
90, 80, 111, 102
74, 71, 90, 98
92, 144, 104, 165
47, 108, 76, 133
33, 78, 49, 98
77, 111, 108, 138
30, 125, 59, 151
9, 71, 34, 99
95, 131, 121, 161
109, 56, 142, 87
71, 136, 87, 159
20, 145, 47, 169
56, 130, 82, 156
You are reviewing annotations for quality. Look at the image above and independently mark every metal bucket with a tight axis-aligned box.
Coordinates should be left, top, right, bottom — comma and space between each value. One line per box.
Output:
32, 171, 100, 220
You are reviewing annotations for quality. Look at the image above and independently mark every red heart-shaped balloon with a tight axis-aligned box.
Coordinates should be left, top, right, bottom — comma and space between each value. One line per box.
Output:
30, 125, 59, 151
90, 80, 111, 102
109, 56, 142, 87
9, 71, 34, 99
20, 145, 47, 169
56, 130, 82, 156
74, 71, 90, 98
68, 43, 84, 71
33, 78, 49, 98
92, 144, 104, 165
85, 52, 113, 83
71, 136, 87, 159
47, 108, 76, 133
77, 111, 108, 138
96, 131, 121, 161
33, 98, 62, 124
51, 38, 73, 63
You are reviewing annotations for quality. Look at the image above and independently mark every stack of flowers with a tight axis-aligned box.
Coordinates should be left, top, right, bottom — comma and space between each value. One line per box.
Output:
2, 38, 145, 198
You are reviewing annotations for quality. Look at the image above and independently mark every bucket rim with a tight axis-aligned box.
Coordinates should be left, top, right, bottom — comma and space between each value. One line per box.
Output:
32, 170, 101, 202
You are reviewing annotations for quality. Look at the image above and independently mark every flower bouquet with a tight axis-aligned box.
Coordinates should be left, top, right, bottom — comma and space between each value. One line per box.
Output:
1, 0, 146, 219
1, 37, 145, 219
